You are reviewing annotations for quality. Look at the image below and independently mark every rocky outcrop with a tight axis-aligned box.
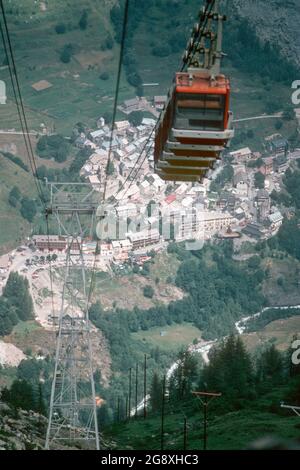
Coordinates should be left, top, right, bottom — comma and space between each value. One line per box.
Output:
0, 403, 47, 450
231, 0, 300, 67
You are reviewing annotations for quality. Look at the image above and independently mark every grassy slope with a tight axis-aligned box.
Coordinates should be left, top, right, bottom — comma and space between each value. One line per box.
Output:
133, 2, 298, 152
106, 383, 300, 450
0, 0, 297, 143
0, 0, 132, 134
132, 323, 201, 352
243, 315, 300, 354
0, 153, 37, 253
0, 0, 297, 251
261, 255, 300, 306
93, 252, 183, 310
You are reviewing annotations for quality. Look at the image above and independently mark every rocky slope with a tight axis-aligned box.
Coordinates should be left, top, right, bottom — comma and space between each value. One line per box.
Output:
232, 0, 300, 67
0, 403, 47, 450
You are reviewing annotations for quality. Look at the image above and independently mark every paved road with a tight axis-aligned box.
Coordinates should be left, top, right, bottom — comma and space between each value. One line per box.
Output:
0, 130, 38, 136
233, 113, 283, 123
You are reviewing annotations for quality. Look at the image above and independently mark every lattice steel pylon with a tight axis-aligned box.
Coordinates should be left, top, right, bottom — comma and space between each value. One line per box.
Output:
45, 183, 101, 450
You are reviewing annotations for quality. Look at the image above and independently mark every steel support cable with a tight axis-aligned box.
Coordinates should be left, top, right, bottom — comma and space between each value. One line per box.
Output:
45, 215, 56, 324
0, 1, 45, 203
85, 0, 130, 318
118, 133, 154, 201
116, 0, 217, 203
180, 0, 217, 72
1, 2, 55, 321
102, 0, 130, 202
114, 122, 158, 200
0, 18, 44, 204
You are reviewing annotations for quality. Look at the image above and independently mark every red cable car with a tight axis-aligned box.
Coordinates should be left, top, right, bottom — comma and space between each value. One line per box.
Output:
154, 0, 234, 182
154, 70, 234, 182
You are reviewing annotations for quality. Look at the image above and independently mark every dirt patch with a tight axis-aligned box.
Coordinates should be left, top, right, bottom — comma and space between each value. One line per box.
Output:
74, 50, 112, 69
0, 341, 26, 367
0, 134, 71, 170
242, 315, 300, 353
262, 257, 300, 306
32, 80, 53, 92
5, 324, 112, 386
97, 274, 185, 311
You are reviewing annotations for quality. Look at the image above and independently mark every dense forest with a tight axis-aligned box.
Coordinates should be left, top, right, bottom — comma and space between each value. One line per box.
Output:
245, 308, 300, 333
104, 336, 300, 449
0, 272, 33, 336
150, 335, 300, 412
87, 240, 270, 424
90, 241, 267, 360
110, 0, 299, 93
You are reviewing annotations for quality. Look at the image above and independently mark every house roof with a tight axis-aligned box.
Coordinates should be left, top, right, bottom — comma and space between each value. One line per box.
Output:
0, 254, 10, 269
234, 172, 248, 185
269, 212, 283, 224
124, 98, 140, 107
115, 120, 130, 130
230, 147, 252, 157
154, 95, 167, 102
257, 189, 269, 199
165, 194, 177, 205
88, 175, 101, 185
142, 118, 156, 127
271, 138, 288, 148
127, 229, 159, 242
90, 129, 105, 139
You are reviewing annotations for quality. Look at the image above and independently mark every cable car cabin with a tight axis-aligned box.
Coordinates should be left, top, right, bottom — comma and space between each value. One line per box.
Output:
154, 71, 234, 182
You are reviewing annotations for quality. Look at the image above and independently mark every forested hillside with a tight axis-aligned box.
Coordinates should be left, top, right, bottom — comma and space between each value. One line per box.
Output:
105, 336, 300, 450
0, 272, 33, 336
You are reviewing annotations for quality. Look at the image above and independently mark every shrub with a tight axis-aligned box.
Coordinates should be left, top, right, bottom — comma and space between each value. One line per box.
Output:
100, 72, 109, 81
143, 285, 154, 299
55, 23, 66, 34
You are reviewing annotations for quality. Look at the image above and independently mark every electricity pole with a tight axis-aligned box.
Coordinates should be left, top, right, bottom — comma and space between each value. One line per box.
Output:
281, 402, 300, 417
135, 362, 138, 418
192, 391, 222, 451
144, 354, 147, 419
128, 367, 132, 420
161, 375, 166, 451
45, 183, 100, 450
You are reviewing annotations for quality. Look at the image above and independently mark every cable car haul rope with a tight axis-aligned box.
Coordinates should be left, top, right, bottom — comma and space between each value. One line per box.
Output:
154, 0, 234, 182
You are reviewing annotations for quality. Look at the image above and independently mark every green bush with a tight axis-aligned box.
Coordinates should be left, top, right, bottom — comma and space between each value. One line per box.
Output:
143, 285, 154, 298
55, 23, 66, 34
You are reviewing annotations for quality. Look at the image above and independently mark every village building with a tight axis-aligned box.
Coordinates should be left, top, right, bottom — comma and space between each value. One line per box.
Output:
274, 154, 289, 173
127, 229, 160, 250
116, 203, 137, 219
112, 239, 132, 262
263, 156, 274, 175
269, 137, 289, 157
242, 222, 268, 239
154, 96, 167, 110
233, 171, 249, 197
268, 211, 283, 233
142, 118, 156, 127
114, 120, 130, 134
256, 189, 270, 222
89, 129, 106, 144
0, 254, 11, 274
32, 235, 67, 252
230, 147, 252, 163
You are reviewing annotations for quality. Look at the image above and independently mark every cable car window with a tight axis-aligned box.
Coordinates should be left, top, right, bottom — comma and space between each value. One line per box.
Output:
175, 93, 225, 131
